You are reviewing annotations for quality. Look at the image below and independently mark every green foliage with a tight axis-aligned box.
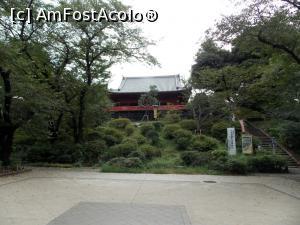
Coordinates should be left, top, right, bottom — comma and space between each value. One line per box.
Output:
85, 130, 104, 141
191, 135, 219, 152
180, 151, 211, 167
163, 111, 181, 124
26, 141, 80, 164
179, 119, 197, 131
107, 157, 142, 168
125, 124, 135, 136
128, 151, 146, 161
163, 124, 181, 139
138, 85, 159, 106
131, 134, 147, 145
101, 127, 124, 146
152, 121, 164, 131
122, 137, 138, 146
225, 156, 248, 174
140, 123, 155, 136
139, 145, 161, 160
280, 122, 300, 153
173, 129, 193, 150
210, 121, 232, 142
104, 142, 138, 160
248, 155, 288, 173
109, 118, 131, 129
211, 149, 227, 159
145, 130, 160, 145
82, 140, 107, 165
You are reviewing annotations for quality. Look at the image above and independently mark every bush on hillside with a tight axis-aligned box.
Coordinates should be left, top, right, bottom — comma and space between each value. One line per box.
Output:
82, 140, 107, 164
190, 135, 219, 152
85, 130, 104, 141
280, 122, 300, 154
211, 149, 227, 160
101, 127, 124, 146
173, 129, 193, 150
108, 118, 131, 129
139, 144, 161, 160
153, 121, 164, 131
163, 124, 181, 139
131, 134, 147, 145
180, 151, 211, 166
140, 123, 155, 136
179, 119, 197, 131
128, 151, 146, 161
164, 111, 181, 124
103, 142, 137, 160
107, 157, 142, 168
210, 121, 231, 142
125, 124, 135, 136
145, 129, 160, 145
225, 156, 248, 174
248, 154, 288, 173
122, 137, 138, 146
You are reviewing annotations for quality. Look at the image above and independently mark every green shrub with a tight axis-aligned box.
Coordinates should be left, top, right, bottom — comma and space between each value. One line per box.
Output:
140, 123, 155, 136
128, 151, 146, 161
209, 156, 228, 171
191, 135, 219, 152
101, 127, 124, 146
280, 122, 300, 153
82, 140, 107, 164
85, 130, 104, 141
122, 137, 138, 146
173, 129, 193, 150
125, 124, 135, 136
180, 151, 211, 166
107, 157, 142, 168
163, 124, 181, 139
153, 121, 164, 131
248, 155, 288, 173
210, 120, 241, 142
164, 111, 181, 124
26, 141, 80, 164
139, 144, 161, 160
104, 142, 138, 160
179, 119, 197, 131
211, 149, 227, 159
210, 121, 231, 141
225, 156, 248, 174
145, 130, 160, 145
108, 118, 131, 129
131, 134, 147, 145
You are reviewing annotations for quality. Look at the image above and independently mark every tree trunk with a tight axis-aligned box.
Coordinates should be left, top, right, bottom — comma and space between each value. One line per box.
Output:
0, 68, 16, 166
77, 88, 87, 143
0, 125, 16, 166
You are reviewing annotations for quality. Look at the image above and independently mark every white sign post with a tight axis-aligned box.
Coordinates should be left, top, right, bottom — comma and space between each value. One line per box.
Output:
227, 128, 237, 155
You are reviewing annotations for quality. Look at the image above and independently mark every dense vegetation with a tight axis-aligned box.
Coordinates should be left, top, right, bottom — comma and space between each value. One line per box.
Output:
188, 0, 300, 155
0, 0, 156, 166
0, 0, 299, 174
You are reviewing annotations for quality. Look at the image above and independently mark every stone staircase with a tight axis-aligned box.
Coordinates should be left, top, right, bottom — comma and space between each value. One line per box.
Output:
244, 121, 300, 168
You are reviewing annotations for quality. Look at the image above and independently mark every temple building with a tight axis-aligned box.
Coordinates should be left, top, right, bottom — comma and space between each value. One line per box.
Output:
109, 75, 189, 120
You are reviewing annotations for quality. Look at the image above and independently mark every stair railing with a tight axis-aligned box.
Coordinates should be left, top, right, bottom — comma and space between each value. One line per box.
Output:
244, 120, 300, 166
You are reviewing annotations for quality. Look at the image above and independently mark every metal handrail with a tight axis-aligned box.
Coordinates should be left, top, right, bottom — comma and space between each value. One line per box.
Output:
244, 120, 300, 166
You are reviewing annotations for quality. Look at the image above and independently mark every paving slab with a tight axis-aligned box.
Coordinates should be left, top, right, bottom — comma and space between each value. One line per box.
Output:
47, 202, 191, 225
0, 168, 299, 225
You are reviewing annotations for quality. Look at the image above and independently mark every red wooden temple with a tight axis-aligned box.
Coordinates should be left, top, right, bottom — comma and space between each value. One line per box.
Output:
109, 75, 189, 120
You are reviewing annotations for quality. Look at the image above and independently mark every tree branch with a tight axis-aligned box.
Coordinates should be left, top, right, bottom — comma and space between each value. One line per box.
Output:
257, 30, 300, 64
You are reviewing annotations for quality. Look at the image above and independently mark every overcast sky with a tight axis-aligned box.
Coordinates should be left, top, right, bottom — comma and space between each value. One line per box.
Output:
109, 0, 240, 88
45, 0, 240, 88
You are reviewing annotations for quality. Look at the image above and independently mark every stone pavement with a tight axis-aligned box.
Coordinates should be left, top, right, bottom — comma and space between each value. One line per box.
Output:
0, 167, 299, 225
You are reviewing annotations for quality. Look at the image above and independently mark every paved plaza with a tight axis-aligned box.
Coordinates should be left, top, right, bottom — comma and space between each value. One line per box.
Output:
0, 168, 299, 225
